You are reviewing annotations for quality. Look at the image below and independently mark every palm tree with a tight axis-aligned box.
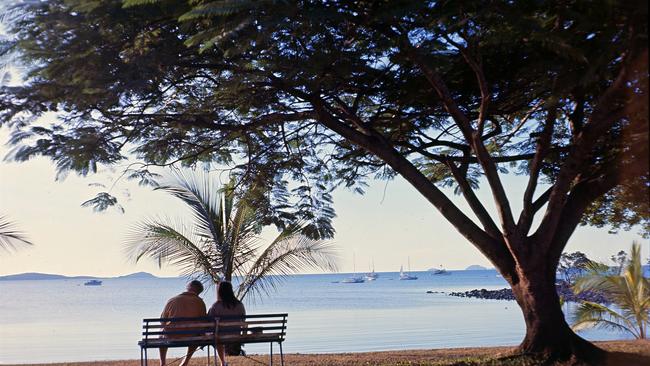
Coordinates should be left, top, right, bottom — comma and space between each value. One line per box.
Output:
125, 170, 338, 300
0, 215, 32, 253
571, 241, 649, 339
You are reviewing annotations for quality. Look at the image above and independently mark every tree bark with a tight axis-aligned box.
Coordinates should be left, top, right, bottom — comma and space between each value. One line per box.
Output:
508, 257, 605, 364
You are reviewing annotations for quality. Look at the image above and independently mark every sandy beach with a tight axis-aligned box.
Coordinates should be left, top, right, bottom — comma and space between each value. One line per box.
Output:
4, 340, 649, 366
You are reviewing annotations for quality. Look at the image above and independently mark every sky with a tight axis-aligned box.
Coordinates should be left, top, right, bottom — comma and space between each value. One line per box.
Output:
1, 125, 647, 277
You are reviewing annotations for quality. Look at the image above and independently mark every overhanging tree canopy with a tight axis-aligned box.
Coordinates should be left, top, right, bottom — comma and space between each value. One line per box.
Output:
1, 0, 648, 362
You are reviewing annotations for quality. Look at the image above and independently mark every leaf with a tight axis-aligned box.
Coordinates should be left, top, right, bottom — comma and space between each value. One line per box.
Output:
122, 0, 161, 8
80, 192, 125, 213
0, 215, 33, 253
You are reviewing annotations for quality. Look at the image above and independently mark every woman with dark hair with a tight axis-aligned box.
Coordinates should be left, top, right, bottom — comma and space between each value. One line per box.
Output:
208, 281, 246, 366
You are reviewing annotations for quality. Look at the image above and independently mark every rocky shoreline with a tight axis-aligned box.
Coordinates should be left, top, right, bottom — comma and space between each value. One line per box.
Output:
442, 281, 609, 303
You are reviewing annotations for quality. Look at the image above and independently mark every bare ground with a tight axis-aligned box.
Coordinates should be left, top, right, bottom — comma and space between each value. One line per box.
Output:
5, 340, 649, 366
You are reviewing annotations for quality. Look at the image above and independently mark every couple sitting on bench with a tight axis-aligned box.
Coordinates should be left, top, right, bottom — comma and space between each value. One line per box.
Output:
160, 280, 245, 366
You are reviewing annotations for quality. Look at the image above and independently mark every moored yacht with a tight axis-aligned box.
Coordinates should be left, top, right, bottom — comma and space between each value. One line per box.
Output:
365, 259, 378, 281
342, 253, 365, 283
399, 258, 418, 280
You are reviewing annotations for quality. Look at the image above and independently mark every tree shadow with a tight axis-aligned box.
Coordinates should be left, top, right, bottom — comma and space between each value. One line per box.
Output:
446, 350, 650, 366
604, 351, 650, 366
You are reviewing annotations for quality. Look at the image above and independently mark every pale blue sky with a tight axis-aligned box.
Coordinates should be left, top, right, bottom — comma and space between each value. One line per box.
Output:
1, 124, 647, 277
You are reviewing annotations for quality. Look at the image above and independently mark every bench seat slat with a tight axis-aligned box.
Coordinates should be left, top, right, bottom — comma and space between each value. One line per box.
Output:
140, 335, 215, 344
218, 313, 287, 319
217, 333, 284, 343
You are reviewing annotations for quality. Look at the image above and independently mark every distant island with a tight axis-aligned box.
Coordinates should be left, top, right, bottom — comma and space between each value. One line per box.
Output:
0, 272, 160, 281
465, 265, 491, 270
116, 272, 158, 279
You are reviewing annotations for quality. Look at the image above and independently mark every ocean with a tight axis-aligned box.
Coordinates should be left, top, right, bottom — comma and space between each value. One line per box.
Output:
0, 270, 631, 363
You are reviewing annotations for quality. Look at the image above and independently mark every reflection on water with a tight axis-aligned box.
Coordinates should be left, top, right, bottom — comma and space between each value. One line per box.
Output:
0, 271, 632, 363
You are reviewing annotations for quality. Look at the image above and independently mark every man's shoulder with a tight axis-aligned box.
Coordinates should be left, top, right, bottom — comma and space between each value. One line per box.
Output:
166, 293, 186, 303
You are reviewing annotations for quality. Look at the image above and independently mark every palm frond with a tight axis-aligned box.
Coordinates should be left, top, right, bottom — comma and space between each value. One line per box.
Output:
572, 242, 650, 339
0, 215, 32, 253
125, 217, 220, 282
572, 301, 638, 337
155, 170, 223, 249
125, 170, 339, 302
237, 230, 338, 301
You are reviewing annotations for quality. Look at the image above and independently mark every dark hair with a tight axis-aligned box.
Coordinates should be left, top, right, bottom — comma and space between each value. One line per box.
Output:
188, 280, 204, 294
218, 281, 241, 309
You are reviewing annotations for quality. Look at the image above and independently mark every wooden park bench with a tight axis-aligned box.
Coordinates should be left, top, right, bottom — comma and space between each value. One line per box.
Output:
139, 313, 288, 366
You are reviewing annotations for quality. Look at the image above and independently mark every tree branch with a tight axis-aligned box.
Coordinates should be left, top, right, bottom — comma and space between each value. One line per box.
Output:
442, 34, 490, 135
518, 99, 557, 235
400, 38, 517, 238
309, 97, 515, 271
447, 161, 502, 239
535, 48, 647, 247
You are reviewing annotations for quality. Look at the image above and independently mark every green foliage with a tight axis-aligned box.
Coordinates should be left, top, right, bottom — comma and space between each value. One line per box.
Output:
124, 170, 338, 300
611, 250, 629, 275
0, 1, 647, 238
558, 251, 592, 285
122, 0, 161, 8
0, 215, 32, 254
81, 192, 125, 213
572, 242, 650, 339
1, 2, 647, 354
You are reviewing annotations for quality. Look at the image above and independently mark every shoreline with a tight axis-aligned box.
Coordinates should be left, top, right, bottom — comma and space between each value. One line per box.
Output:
446, 281, 609, 303
4, 340, 649, 366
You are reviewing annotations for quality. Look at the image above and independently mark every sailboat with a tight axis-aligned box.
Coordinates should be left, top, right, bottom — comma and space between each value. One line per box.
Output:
399, 258, 418, 280
342, 253, 365, 283
365, 259, 378, 281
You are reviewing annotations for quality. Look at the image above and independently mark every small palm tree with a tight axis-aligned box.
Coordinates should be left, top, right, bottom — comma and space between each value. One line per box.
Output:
571, 241, 649, 339
0, 215, 32, 253
125, 171, 338, 300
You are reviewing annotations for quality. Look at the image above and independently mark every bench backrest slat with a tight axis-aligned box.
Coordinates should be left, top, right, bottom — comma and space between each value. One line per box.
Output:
144, 322, 216, 329
143, 316, 214, 322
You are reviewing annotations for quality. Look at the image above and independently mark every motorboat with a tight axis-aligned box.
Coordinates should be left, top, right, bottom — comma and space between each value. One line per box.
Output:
432, 266, 451, 275
341, 276, 365, 283
84, 280, 102, 286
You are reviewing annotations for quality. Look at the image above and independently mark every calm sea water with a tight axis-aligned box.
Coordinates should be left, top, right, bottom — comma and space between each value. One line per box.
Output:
0, 270, 631, 363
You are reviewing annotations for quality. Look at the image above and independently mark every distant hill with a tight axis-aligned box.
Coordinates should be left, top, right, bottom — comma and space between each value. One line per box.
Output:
0, 272, 97, 281
116, 272, 157, 279
465, 265, 490, 271
0, 272, 159, 281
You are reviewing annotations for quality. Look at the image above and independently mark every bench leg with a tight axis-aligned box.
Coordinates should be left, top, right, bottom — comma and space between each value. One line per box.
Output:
206, 345, 210, 366
279, 342, 284, 366
140, 348, 144, 366
270, 342, 273, 366
144, 348, 148, 366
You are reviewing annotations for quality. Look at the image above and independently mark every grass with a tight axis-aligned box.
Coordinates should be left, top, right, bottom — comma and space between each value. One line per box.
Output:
4, 340, 649, 366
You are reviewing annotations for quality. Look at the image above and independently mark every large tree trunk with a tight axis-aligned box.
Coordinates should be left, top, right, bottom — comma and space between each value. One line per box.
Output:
508, 259, 605, 364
